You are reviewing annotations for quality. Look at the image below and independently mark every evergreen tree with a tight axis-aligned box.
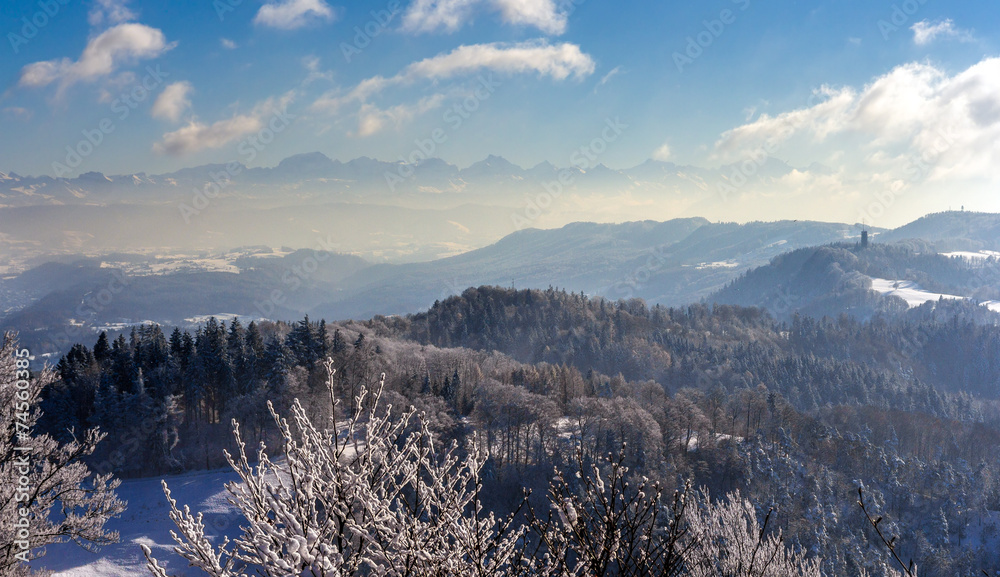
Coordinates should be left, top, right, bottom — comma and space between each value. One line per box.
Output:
331, 328, 347, 354
93, 331, 111, 367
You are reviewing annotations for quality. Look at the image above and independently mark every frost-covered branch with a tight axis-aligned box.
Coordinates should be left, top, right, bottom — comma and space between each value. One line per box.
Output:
144, 357, 529, 576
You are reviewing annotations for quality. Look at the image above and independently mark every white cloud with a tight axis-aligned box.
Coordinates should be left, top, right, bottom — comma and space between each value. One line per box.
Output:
712, 56, 1000, 186
402, 0, 567, 35
88, 0, 137, 27
220, 38, 237, 49
402, 0, 477, 32
312, 40, 593, 121
301, 55, 333, 86
254, 0, 337, 30
154, 116, 263, 156
311, 40, 592, 135
595, 65, 621, 91
3, 107, 34, 121
153, 93, 295, 155
405, 40, 592, 80
492, 0, 566, 34
652, 143, 671, 161
19, 23, 174, 93
712, 85, 856, 161
356, 94, 448, 136
152, 81, 193, 122
911, 19, 972, 45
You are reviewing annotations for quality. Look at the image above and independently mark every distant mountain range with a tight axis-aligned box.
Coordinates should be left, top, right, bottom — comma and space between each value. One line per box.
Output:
2, 215, 866, 354
7, 210, 1000, 355
0, 152, 821, 267
0, 151, 808, 208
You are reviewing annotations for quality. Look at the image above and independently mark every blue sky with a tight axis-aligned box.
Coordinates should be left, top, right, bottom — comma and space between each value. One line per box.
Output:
1, 0, 999, 224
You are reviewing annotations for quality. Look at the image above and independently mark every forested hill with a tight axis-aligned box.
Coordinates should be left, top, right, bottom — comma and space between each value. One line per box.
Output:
371, 285, 1000, 409
709, 241, 1000, 321
877, 210, 1000, 248
44, 287, 1000, 575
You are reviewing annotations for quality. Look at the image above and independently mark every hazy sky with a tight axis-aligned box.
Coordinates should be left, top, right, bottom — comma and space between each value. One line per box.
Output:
1, 0, 999, 225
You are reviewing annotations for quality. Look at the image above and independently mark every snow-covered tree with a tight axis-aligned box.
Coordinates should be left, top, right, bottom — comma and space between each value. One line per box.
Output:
0, 333, 126, 574
143, 358, 529, 576
526, 449, 694, 576
683, 489, 821, 577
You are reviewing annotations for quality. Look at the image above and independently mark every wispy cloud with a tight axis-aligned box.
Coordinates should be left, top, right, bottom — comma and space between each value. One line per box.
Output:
152, 81, 193, 122
356, 94, 448, 136
652, 143, 671, 161
88, 0, 137, 27
2, 107, 33, 122
402, 0, 568, 35
311, 39, 593, 135
19, 23, 174, 96
911, 19, 972, 45
313, 40, 593, 114
594, 65, 622, 92
254, 0, 338, 30
220, 38, 237, 50
301, 55, 334, 87
153, 93, 295, 155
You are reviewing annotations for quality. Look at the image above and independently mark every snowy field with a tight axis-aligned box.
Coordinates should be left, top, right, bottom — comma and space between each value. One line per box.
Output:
869, 278, 966, 308
941, 250, 1000, 261
869, 277, 1000, 313
38, 468, 244, 577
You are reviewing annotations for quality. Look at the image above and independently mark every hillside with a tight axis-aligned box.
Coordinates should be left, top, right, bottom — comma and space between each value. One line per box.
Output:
37, 288, 1000, 575
314, 218, 867, 320
878, 211, 1000, 249
710, 240, 1000, 321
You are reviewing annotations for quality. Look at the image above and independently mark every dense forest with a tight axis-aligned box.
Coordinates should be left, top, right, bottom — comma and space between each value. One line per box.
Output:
42, 286, 1000, 575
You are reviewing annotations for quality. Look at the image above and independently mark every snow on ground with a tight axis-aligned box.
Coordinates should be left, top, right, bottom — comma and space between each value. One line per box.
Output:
695, 260, 740, 270
941, 250, 1000, 261
869, 278, 965, 308
39, 468, 244, 577
686, 432, 743, 452
870, 277, 1000, 314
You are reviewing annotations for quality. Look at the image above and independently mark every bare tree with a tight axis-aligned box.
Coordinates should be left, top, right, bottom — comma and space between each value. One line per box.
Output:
683, 489, 821, 577
526, 448, 695, 577
0, 333, 125, 574
143, 358, 530, 576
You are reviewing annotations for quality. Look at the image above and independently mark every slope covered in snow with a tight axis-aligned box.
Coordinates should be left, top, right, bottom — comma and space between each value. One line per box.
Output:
868, 278, 965, 308
40, 468, 243, 577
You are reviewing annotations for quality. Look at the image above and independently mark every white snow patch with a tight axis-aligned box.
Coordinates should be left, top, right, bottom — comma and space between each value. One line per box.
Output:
941, 250, 1000, 261
869, 278, 965, 308
695, 260, 740, 270
43, 467, 245, 577
686, 432, 743, 451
